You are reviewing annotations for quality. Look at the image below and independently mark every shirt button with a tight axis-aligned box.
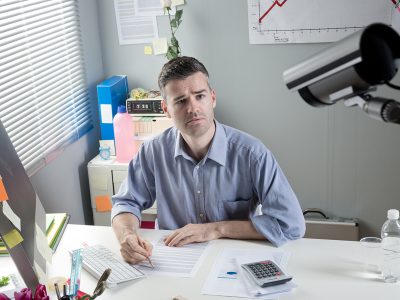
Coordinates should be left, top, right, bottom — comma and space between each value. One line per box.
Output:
199, 213, 204, 218
197, 190, 201, 194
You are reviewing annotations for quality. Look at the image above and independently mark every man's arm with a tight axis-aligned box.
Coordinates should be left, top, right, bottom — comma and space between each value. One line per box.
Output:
112, 212, 153, 263
164, 220, 265, 247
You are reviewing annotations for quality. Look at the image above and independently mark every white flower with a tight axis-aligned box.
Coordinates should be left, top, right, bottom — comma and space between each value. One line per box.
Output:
160, 0, 172, 8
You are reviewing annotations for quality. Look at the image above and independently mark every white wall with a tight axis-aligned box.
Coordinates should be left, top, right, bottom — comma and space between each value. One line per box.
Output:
96, 0, 400, 237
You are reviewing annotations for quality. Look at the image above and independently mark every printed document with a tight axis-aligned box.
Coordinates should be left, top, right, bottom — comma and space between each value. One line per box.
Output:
137, 237, 210, 277
201, 248, 295, 299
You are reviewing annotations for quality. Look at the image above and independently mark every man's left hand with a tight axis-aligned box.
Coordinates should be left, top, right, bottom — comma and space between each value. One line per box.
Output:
164, 223, 220, 247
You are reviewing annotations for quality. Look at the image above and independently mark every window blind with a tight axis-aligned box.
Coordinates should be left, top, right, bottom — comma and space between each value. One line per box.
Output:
0, 0, 93, 176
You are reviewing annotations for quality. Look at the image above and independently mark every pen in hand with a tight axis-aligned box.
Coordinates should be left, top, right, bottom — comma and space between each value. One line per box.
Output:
137, 236, 154, 269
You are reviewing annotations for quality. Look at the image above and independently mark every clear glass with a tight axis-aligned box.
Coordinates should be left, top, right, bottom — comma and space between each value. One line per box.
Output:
360, 237, 382, 273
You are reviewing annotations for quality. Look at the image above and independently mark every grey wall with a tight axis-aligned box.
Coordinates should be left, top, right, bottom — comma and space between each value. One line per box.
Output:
30, 0, 104, 225
97, 0, 400, 237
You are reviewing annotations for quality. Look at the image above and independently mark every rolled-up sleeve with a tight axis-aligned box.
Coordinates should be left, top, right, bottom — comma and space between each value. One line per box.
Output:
250, 151, 305, 247
111, 145, 156, 223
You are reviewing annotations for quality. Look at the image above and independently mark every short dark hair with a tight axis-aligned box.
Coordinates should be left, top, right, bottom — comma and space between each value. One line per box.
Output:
158, 56, 210, 98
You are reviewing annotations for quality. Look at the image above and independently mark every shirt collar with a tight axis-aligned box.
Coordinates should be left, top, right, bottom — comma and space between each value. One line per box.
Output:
174, 120, 227, 166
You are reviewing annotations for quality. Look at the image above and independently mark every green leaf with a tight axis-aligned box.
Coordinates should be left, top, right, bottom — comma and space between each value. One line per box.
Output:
170, 19, 177, 28
175, 9, 183, 22
166, 46, 178, 60
171, 36, 179, 47
0, 276, 10, 287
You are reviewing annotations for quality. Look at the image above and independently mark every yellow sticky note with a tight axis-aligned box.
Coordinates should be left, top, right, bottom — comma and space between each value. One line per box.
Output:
2, 229, 23, 249
0, 179, 9, 202
172, 0, 185, 6
152, 38, 168, 55
144, 45, 153, 55
95, 195, 112, 212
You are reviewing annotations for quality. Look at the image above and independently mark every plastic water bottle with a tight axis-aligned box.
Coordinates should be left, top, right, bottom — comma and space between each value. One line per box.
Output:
381, 209, 400, 283
113, 105, 136, 163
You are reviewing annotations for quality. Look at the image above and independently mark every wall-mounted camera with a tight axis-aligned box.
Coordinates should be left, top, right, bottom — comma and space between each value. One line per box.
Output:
283, 23, 400, 124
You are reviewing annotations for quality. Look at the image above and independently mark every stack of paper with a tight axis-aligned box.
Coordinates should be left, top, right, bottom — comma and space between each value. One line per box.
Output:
201, 248, 296, 299
46, 213, 70, 251
0, 213, 69, 255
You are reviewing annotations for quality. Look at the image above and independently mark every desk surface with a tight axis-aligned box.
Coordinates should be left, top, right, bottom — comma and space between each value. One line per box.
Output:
0, 225, 396, 299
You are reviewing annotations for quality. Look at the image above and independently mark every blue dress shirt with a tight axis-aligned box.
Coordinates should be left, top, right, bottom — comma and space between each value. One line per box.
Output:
112, 121, 305, 246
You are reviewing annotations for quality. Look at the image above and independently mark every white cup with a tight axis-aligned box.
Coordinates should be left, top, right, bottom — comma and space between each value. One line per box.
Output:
359, 237, 382, 273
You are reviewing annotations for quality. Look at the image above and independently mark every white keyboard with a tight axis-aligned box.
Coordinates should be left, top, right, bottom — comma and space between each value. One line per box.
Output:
81, 245, 145, 288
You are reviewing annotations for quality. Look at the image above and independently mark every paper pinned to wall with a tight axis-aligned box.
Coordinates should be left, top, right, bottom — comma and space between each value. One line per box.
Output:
114, 0, 159, 45
2, 201, 21, 230
172, 0, 185, 7
144, 45, 153, 55
152, 38, 168, 55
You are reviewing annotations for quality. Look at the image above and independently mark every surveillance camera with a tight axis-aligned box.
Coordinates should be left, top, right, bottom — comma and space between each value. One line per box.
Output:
283, 23, 400, 107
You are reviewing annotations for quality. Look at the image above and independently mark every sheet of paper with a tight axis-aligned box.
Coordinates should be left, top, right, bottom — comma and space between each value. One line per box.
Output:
2, 201, 21, 230
172, 0, 185, 6
134, 0, 164, 16
114, 0, 158, 44
152, 38, 168, 55
136, 237, 210, 277
134, 0, 177, 16
201, 248, 293, 299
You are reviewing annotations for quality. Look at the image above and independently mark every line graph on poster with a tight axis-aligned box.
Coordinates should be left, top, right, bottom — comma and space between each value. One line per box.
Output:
247, 0, 400, 44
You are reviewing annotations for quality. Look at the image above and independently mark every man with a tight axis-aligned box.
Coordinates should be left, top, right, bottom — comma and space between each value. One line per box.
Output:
112, 56, 305, 264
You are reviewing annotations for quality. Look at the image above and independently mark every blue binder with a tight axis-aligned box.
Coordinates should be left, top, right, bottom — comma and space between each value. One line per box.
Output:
97, 75, 128, 140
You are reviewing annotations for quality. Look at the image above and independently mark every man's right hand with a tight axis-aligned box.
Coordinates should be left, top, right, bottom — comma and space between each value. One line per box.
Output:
119, 232, 153, 264
112, 213, 153, 264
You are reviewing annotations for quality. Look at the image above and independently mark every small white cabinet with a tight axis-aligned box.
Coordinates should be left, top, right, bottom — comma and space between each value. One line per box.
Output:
87, 155, 157, 226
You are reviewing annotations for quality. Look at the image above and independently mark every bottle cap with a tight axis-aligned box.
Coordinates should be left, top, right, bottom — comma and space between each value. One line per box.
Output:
117, 105, 127, 113
387, 209, 399, 220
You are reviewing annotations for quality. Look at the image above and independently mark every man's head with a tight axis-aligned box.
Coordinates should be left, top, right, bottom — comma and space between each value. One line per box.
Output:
158, 56, 210, 100
158, 57, 216, 141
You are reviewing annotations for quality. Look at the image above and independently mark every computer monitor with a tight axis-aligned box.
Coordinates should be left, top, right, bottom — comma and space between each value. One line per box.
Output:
0, 119, 48, 291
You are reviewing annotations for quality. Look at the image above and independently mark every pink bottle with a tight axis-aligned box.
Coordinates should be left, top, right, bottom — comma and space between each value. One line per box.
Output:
113, 105, 136, 163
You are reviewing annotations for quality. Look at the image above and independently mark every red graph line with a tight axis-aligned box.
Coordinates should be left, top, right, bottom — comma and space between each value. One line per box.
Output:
391, 0, 400, 12
258, 0, 287, 23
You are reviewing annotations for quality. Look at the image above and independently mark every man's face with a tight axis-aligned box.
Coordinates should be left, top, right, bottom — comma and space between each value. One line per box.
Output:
162, 72, 216, 139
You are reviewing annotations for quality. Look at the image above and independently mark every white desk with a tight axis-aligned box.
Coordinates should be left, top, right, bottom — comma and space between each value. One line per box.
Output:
0, 225, 396, 299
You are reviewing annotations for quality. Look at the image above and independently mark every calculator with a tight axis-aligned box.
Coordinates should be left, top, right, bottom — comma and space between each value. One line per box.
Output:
241, 260, 293, 287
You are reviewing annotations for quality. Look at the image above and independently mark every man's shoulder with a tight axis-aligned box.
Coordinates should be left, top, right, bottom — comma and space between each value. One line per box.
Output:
219, 123, 269, 157
141, 126, 176, 150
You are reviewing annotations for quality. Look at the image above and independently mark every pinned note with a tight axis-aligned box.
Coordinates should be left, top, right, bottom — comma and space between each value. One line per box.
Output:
144, 45, 153, 55
152, 38, 168, 55
35, 223, 53, 263
2, 229, 23, 249
95, 195, 112, 212
172, 0, 185, 6
2, 201, 21, 230
0, 178, 9, 202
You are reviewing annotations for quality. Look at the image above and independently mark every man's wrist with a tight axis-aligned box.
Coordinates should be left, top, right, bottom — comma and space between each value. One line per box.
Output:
213, 221, 226, 239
